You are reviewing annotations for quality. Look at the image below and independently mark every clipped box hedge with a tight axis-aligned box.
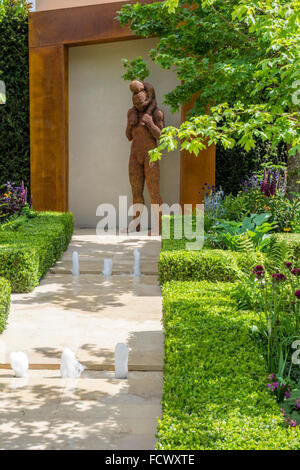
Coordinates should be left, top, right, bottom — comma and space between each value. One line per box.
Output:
0, 277, 10, 334
159, 249, 265, 284
157, 281, 300, 450
0, 212, 73, 292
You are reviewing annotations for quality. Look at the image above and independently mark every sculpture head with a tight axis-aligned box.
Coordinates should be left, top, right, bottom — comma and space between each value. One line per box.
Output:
130, 80, 144, 94
130, 80, 149, 111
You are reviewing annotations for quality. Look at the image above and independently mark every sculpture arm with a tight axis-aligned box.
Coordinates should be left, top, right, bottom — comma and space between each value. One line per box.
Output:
126, 107, 138, 141
141, 110, 165, 140
126, 122, 133, 141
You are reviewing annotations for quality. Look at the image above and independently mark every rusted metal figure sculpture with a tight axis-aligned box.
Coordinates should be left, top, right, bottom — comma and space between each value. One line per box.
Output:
126, 80, 164, 233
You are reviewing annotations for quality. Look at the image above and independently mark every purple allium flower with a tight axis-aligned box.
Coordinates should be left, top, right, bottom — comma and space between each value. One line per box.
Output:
272, 273, 287, 282
253, 265, 264, 272
295, 290, 300, 299
285, 262, 293, 269
285, 391, 291, 399
291, 268, 300, 276
296, 399, 300, 410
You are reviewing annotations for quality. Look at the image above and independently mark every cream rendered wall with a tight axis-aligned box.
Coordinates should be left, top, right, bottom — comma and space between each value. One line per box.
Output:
36, 0, 121, 11
69, 39, 181, 228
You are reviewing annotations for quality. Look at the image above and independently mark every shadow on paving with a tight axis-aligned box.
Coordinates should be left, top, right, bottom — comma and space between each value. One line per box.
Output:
11, 275, 161, 314
0, 369, 162, 450
31, 330, 164, 369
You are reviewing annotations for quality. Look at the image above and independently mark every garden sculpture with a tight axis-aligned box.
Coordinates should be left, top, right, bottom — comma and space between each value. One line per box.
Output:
126, 80, 164, 233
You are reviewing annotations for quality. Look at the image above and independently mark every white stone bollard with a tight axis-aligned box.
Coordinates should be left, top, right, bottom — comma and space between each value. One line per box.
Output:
103, 258, 113, 276
133, 248, 141, 277
72, 251, 80, 277
114, 343, 129, 379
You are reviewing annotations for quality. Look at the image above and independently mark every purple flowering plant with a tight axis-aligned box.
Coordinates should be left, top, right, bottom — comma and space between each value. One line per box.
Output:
266, 377, 291, 403
280, 392, 300, 428
201, 183, 225, 233
256, 263, 300, 372
239, 261, 300, 427
236, 260, 300, 375
0, 181, 29, 220
221, 163, 299, 232
260, 167, 287, 198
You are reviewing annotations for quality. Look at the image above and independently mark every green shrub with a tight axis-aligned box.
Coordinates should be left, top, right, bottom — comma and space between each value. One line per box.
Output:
0, 212, 73, 292
157, 281, 300, 450
159, 249, 265, 284
0, 277, 10, 334
0, 1, 30, 188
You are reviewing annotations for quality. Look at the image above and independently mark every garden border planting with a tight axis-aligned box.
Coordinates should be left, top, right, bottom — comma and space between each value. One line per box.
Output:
159, 215, 299, 284
269, 233, 300, 260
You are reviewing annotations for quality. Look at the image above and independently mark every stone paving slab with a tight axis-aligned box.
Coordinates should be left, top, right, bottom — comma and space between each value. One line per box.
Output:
0, 275, 163, 368
51, 231, 161, 275
0, 370, 162, 450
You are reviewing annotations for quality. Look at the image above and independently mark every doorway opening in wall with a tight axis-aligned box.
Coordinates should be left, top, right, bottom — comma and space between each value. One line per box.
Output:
68, 38, 181, 229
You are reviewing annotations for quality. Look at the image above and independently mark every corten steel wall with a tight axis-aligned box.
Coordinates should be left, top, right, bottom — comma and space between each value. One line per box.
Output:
29, 1, 215, 215
69, 39, 181, 228
181, 96, 216, 209
36, 0, 122, 11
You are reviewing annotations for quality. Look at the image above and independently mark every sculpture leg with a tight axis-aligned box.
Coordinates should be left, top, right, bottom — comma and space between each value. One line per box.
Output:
128, 153, 145, 232
145, 155, 163, 235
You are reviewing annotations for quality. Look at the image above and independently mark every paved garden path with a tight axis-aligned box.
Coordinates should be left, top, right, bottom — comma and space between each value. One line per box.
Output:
0, 230, 163, 450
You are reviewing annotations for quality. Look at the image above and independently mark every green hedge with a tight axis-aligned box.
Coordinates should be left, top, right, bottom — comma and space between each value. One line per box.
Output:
0, 1, 30, 188
157, 281, 300, 450
0, 212, 73, 292
159, 249, 265, 284
0, 277, 10, 334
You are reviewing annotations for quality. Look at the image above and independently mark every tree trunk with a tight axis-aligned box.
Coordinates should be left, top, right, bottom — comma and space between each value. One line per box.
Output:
287, 152, 300, 198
